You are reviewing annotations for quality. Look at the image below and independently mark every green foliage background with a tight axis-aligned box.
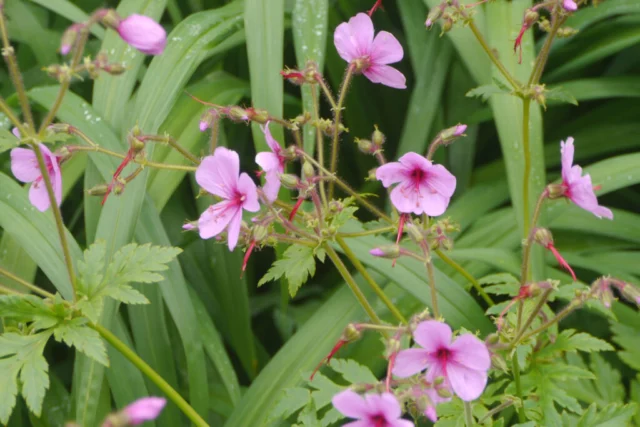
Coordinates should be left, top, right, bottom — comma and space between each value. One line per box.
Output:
0, 0, 638, 425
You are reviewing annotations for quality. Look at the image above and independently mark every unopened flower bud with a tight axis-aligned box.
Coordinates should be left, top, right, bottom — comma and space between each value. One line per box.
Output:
128, 132, 145, 152
562, 0, 578, 12
228, 106, 249, 122
104, 63, 127, 75
113, 180, 126, 195
439, 123, 468, 143
280, 68, 306, 85
252, 224, 268, 242
533, 228, 553, 248
341, 324, 362, 342
547, 183, 566, 199
486, 333, 500, 345
356, 138, 373, 154
199, 109, 218, 132
280, 174, 300, 189
524, 9, 539, 26
405, 223, 424, 243
247, 108, 269, 124
60, 23, 83, 55
369, 245, 401, 259
48, 123, 71, 134
302, 161, 315, 180
372, 125, 385, 147
425, 8, 443, 28
182, 222, 197, 231
441, 16, 453, 34
491, 353, 508, 372
437, 388, 452, 398
87, 184, 109, 196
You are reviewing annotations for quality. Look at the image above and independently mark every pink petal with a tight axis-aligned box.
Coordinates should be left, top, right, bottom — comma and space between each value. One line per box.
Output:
261, 169, 281, 203
255, 151, 282, 173
117, 14, 167, 55
425, 406, 438, 423
375, 161, 407, 187
425, 164, 456, 198
560, 137, 574, 184
29, 181, 51, 212
344, 421, 370, 427
196, 147, 240, 199
392, 348, 430, 378
237, 172, 260, 212
370, 31, 404, 65
49, 149, 63, 208
415, 186, 450, 217
348, 13, 375, 57
390, 419, 415, 427
398, 152, 431, 171
10, 148, 40, 183
569, 175, 612, 219
449, 334, 491, 371
260, 122, 282, 154
446, 362, 488, 401
363, 65, 406, 89
124, 397, 167, 425
332, 390, 369, 419
413, 321, 452, 353
334, 22, 359, 63
563, 0, 578, 11
11, 127, 20, 138
225, 208, 243, 251
389, 183, 422, 215
365, 393, 401, 420
198, 200, 238, 240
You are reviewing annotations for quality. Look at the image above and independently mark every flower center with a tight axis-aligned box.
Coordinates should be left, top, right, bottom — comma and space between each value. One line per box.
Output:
353, 56, 372, 73
410, 167, 426, 186
436, 347, 450, 364
371, 414, 387, 427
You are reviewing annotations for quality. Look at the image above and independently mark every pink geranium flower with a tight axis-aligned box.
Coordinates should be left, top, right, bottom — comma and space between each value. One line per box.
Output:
560, 137, 613, 219
117, 14, 166, 55
334, 13, 406, 89
392, 321, 490, 401
10, 144, 62, 212
332, 390, 414, 427
123, 397, 166, 425
255, 122, 286, 202
195, 147, 260, 250
376, 152, 456, 216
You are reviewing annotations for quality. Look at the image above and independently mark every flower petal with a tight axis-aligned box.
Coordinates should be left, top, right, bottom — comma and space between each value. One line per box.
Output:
449, 333, 491, 371
261, 169, 281, 203
198, 200, 237, 240
237, 172, 260, 212
334, 22, 359, 63
446, 362, 488, 401
196, 147, 240, 199
413, 321, 452, 353
365, 393, 401, 420
29, 181, 51, 212
392, 348, 430, 378
569, 174, 612, 219
363, 65, 406, 89
370, 31, 404, 64
261, 122, 282, 154
348, 13, 374, 56
398, 152, 431, 171
391, 419, 415, 427
47, 146, 63, 207
226, 208, 243, 251
416, 184, 450, 217
117, 14, 167, 55
389, 183, 421, 215
256, 151, 281, 173
560, 137, 574, 184
332, 390, 369, 419
375, 161, 407, 187
425, 164, 456, 198
10, 148, 40, 183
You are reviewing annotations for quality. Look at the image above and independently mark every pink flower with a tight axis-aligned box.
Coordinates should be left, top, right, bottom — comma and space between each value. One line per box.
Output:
332, 390, 414, 427
376, 152, 456, 216
255, 122, 286, 202
334, 13, 406, 89
563, 0, 578, 11
10, 144, 62, 212
123, 397, 166, 425
117, 14, 166, 55
412, 386, 450, 423
560, 137, 613, 219
195, 147, 260, 250
392, 321, 490, 401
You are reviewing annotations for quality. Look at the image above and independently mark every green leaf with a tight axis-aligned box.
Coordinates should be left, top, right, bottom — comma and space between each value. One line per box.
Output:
77, 240, 106, 296
466, 84, 510, 102
479, 273, 520, 296
0, 295, 59, 327
0, 128, 19, 154
328, 358, 377, 384
103, 285, 149, 305
259, 244, 319, 297
295, 399, 321, 427
610, 309, 640, 370
562, 353, 624, 406
53, 320, 109, 367
20, 351, 49, 418
0, 359, 20, 425
576, 403, 638, 427
545, 87, 579, 106
536, 330, 614, 359
269, 387, 312, 422
105, 243, 182, 285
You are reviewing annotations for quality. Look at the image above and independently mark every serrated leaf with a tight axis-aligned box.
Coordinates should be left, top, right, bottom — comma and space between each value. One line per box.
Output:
481, 272, 520, 297
77, 240, 106, 295
466, 84, 510, 102
576, 402, 637, 427
0, 295, 60, 328
20, 351, 49, 416
53, 320, 109, 367
106, 243, 182, 285
295, 399, 321, 427
610, 312, 640, 371
269, 387, 312, 422
308, 371, 342, 410
545, 87, 579, 106
258, 244, 318, 297
331, 206, 359, 230
328, 358, 377, 384
537, 330, 614, 359
0, 128, 19, 154
102, 285, 149, 305
75, 296, 104, 325
0, 359, 20, 424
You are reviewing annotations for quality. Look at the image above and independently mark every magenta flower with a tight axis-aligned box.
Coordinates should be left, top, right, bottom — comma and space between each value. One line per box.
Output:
123, 397, 166, 425
255, 122, 286, 202
392, 321, 490, 401
195, 147, 260, 250
10, 144, 62, 212
560, 137, 613, 219
376, 152, 456, 216
117, 14, 166, 55
334, 13, 406, 89
563, 0, 578, 11
332, 390, 414, 427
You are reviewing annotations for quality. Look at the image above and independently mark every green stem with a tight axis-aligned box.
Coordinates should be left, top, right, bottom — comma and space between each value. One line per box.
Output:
32, 143, 77, 302
314, 74, 337, 111
477, 399, 515, 424
324, 244, 382, 325
0, 266, 55, 299
521, 98, 532, 241
464, 401, 475, 427
0, 10, 35, 132
0, 283, 24, 295
338, 226, 395, 238
68, 145, 198, 172
328, 64, 355, 200
518, 299, 584, 343
421, 242, 440, 319
91, 323, 209, 427
528, 14, 566, 86
468, 20, 521, 91
435, 249, 495, 306
141, 135, 201, 165
0, 94, 27, 135
336, 236, 407, 324
511, 356, 527, 423
520, 189, 549, 286
512, 288, 553, 345
310, 84, 327, 207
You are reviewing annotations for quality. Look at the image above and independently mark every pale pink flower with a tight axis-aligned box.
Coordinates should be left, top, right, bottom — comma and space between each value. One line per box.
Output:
255, 122, 286, 202
195, 147, 260, 250
412, 386, 451, 423
10, 144, 62, 212
334, 13, 406, 89
117, 14, 166, 55
563, 0, 578, 11
393, 321, 490, 401
332, 390, 414, 427
560, 137, 612, 219
123, 397, 166, 425
376, 152, 456, 216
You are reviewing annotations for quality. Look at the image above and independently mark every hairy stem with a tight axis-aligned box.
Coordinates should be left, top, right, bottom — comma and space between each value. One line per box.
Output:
141, 135, 201, 165
328, 64, 355, 199
0, 94, 27, 134
464, 401, 475, 427
513, 288, 553, 345
511, 356, 527, 423
91, 323, 209, 427
310, 84, 327, 207
0, 266, 55, 299
521, 98, 532, 241
324, 244, 382, 325
468, 20, 521, 91
421, 242, 440, 318
338, 226, 395, 238
336, 236, 406, 324
435, 249, 495, 306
